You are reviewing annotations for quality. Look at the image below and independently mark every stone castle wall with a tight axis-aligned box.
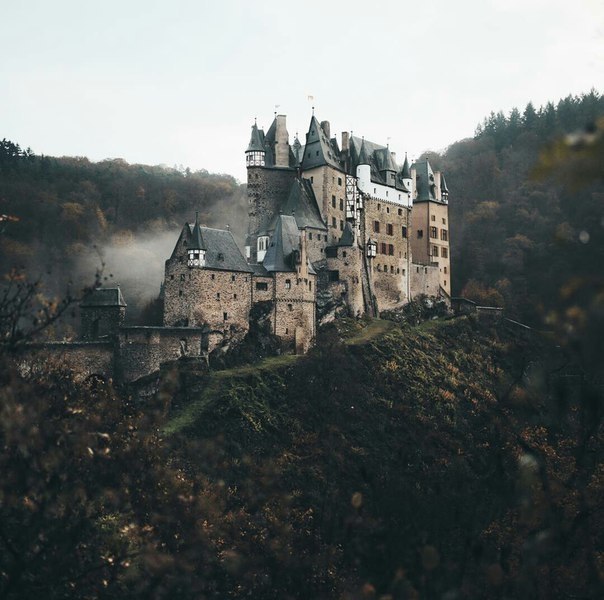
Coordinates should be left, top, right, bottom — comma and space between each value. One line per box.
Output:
410, 201, 450, 296
409, 263, 441, 299
272, 271, 316, 352
363, 197, 412, 310
117, 327, 207, 383
164, 261, 252, 337
326, 245, 364, 317
19, 342, 115, 382
303, 165, 348, 246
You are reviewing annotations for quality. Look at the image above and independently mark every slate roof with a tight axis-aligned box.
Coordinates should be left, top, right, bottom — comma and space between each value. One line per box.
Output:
189, 213, 207, 250
401, 153, 411, 179
262, 215, 300, 272
300, 116, 343, 170
412, 158, 437, 202
247, 123, 265, 152
81, 287, 127, 308
184, 224, 253, 272
349, 135, 415, 192
282, 178, 326, 230
336, 222, 355, 246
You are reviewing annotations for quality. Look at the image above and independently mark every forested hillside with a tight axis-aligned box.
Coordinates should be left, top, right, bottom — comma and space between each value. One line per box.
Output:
0, 144, 247, 320
431, 89, 604, 325
2, 316, 602, 598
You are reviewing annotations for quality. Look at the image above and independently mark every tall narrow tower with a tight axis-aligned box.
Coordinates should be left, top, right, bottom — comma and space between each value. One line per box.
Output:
410, 158, 451, 296
245, 116, 296, 264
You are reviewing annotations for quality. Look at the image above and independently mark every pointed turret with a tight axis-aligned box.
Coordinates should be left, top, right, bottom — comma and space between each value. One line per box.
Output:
187, 213, 207, 267
357, 138, 370, 165
400, 152, 412, 193
245, 121, 266, 167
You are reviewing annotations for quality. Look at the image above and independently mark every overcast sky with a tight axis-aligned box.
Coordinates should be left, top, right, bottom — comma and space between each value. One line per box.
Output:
3, 0, 603, 181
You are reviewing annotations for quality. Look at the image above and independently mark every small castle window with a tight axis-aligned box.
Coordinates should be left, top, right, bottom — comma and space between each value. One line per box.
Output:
444, 267, 447, 274
340, 220, 343, 231
179, 290, 183, 297
338, 177, 342, 186
402, 226, 408, 238
234, 293, 237, 299
377, 203, 381, 210
444, 280, 447, 286
441, 229, 448, 241
442, 217, 446, 224
388, 244, 394, 256
231, 275, 236, 282
342, 251, 347, 258
170, 274, 174, 280
288, 304, 293, 311
285, 279, 291, 289
309, 232, 313, 240
180, 274, 185, 281
442, 248, 448, 258
390, 265, 394, 273
216, 293, 220, 299
380, 242, 386, 254
374, 221, 380, 233
256, 282, 268, 291
417, 230, 423, 238
332, 195, 336, 208
387, 224, 393, 236
433, 246, 439, 257
285, 328, 289, 334
402, 269, 406, 275
431, 215, 436, 221
398, 209, 403, 216
223, 312, 228, 321
430, 227, 438, 238
397, 268, 400, 274
339, 198, 343, 210
211, 274, 215, 280
309, 281, 312, 290
332, 217, 336, 228
316, 151, 319, 156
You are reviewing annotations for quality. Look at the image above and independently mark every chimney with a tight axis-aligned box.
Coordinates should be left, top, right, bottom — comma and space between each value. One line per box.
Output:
320, 120, 331, 139
341, 131, 349, 152
275, 114, 289, 168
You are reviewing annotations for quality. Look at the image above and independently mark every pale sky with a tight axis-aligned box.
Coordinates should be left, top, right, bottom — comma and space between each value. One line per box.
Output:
3, 0, 603, 182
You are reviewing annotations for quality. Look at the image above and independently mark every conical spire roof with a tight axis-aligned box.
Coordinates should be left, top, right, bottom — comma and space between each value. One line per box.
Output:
246, 122, 265, 152
380, 147, 397, 172
357, 138, 370, 165
189, 212, 207, 250
401, 153, 411, 179
440, 173, 449, 193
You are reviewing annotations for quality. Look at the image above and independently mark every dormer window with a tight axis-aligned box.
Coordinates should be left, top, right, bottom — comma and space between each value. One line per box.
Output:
187, 249, 205, 268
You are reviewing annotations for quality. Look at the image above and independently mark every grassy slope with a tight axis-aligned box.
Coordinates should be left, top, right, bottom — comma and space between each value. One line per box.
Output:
163, 317, 593, 598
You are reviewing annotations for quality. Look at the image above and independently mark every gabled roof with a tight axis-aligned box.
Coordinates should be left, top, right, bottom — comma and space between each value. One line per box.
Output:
300, 116, 343, 171
282, 178, 326, 231
246, 123, 265, 152
81, 287, 127, 308
171, 221, 252, 272
262, 215, 300, 272
412, 158, 437, 202
376, 146, 397, 172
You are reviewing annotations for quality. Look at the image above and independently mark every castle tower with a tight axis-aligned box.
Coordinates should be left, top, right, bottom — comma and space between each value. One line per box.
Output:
246, 116, 297, 264
80, 287, 126, 340
409, 158, 451, 296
